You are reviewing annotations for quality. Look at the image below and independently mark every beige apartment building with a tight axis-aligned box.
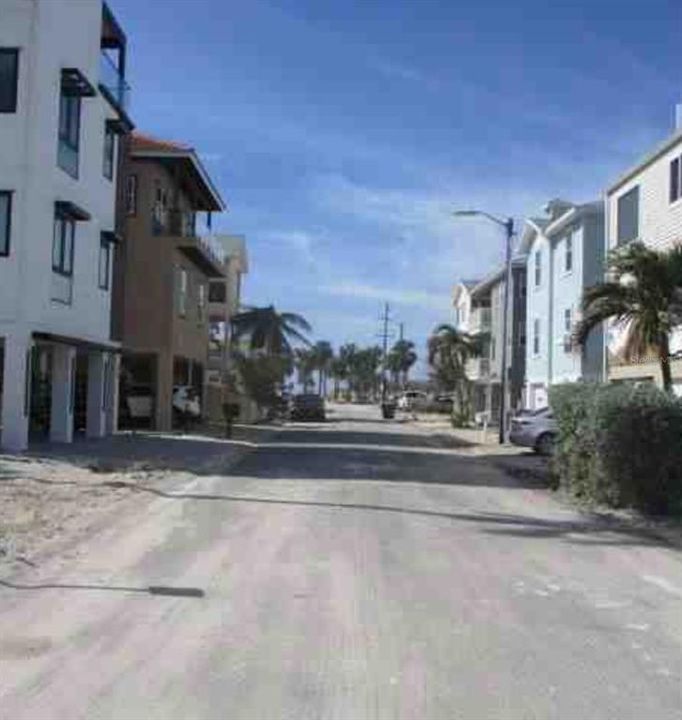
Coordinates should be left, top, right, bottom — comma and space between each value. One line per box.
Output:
112, 132, 226, 429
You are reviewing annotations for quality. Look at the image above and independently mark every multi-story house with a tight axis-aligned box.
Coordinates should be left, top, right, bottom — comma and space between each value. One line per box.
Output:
205, 234, 249, 422
452, 262, 526, 425
112, 132, 226, 430
605, 126, 682, 390
520, 198, 605, 410
0, 0, 132, 451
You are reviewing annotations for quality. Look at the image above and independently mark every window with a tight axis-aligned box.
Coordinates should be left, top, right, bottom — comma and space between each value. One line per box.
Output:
534, 250, 541, 287
209, 280, 226, 303
152, 182, 168, 234
178, 268, 188, 316
0, 191, 11, 256
52, 212, 75, 276
491, 336, 496, 360
617, 186, 639, 245
533, 319, 540, 356
103, 123, 115, 180
125, 175, 137, 215
197, 283, 206, 321
565, 234, 573, 272
57, 91, 81, 178
671, 156, 682, 204
98, 233, 111, 289
564, 307, 572, 333
0, 49, 19, 113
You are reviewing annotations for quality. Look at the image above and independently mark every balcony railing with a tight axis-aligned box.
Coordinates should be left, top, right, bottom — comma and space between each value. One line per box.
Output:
99, 51, 130, 113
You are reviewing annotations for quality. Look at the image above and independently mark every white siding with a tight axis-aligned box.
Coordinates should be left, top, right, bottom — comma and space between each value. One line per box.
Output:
607, 136, 682, 254
0, 0, 118, 343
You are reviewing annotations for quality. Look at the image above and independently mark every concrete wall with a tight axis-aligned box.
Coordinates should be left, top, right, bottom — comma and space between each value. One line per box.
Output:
0, 0, 119, 344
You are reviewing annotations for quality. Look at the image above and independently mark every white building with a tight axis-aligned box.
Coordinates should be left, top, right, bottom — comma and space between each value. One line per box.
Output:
606, 127, 682, 390
0, 0, 132, 450
520, 199, 605, 410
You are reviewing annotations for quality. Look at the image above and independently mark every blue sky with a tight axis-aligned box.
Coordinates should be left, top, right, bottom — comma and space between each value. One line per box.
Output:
113, 0, 681, 375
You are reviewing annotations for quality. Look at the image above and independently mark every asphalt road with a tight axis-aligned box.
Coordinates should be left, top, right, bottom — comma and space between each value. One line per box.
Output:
2, 403, 682, 719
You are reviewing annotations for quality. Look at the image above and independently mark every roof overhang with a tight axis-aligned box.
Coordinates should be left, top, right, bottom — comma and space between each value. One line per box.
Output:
33, 331, 121, 354
608, 129, 682, 196
61, 68, 97, 98
55, 200, 91, 221
130, 149, 225, 212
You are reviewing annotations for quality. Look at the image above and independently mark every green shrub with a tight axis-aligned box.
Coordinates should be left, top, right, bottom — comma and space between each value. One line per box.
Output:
549, 382, 682, 514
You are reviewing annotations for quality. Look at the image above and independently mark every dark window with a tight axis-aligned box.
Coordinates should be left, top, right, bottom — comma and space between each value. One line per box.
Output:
103, 123, 115, 180
565, 234, 573, 272
125, 174, 137, 215
0, 191, 11, 256
0, 49, 19, 113
209, 281, 227, 303
671, 156, 682, 204
52, 213, 75, 276
534, 250, 541, 287
533, 319, 540, 356
57, 91, 81, 178
617, 186, 639, 245
98, 233, 111, 289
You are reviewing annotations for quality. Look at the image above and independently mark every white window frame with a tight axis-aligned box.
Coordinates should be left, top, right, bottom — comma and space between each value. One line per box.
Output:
125, 174, 137, 215
178, 268, 188, 317
98, 233, 111, 290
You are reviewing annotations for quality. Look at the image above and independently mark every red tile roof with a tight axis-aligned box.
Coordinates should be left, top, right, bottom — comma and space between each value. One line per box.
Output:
131, 131, 192, 153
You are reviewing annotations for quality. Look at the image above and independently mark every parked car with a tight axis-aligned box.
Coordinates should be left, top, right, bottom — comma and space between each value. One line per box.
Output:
509, 407, 557, 454
396, 390, 428, 411
290, 393, 326, 421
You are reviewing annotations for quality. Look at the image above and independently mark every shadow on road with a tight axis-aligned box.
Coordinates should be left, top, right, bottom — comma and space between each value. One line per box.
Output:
69, 481, 672, 549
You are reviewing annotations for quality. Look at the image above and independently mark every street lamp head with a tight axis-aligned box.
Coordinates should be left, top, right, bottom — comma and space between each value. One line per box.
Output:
452, 210, 480, 217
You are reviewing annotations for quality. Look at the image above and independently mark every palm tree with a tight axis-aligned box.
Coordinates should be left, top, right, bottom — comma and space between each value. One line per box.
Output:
428, 324, 480, 421
310, 340, 334, 396
231, 305, 312, 356
295, 348, 316, 392
338, 343, 357, 399
575, 242, 682, 393
329, 356, 348, 399
388, 339, 418, 388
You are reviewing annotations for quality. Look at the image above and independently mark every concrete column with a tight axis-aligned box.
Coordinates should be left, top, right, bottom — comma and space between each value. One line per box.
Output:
86, 351, 107, 438
1, 332, 32, 452
155, 352, 173, 432
50, 344, 76, 443
106, 353, 120, 435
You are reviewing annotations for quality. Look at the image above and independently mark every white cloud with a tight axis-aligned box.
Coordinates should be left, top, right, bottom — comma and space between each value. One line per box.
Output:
323, 281, 449, 312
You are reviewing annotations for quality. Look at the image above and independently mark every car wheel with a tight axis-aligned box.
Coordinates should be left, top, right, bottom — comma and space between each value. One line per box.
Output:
535, 433, 555, 456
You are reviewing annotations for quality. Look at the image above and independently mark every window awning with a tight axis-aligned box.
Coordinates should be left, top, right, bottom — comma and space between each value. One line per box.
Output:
101, 230, 122, 244
55, 200, 91, 221
61, 68, 97, 98
106, 117, 131, 135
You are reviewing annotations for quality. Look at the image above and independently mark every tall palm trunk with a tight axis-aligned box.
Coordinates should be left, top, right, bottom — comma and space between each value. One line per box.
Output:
659, 333, 673, 393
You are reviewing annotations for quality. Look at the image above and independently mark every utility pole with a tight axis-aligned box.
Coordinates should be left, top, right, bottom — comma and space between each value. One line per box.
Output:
379, 302, 392, 402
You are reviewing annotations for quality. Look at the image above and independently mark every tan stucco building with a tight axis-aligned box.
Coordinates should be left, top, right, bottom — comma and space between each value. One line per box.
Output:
112, 132, 226, 429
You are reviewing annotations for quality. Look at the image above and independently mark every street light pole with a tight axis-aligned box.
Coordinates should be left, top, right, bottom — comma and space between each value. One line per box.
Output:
499, 217, 514, 444
453, 210, 515, 444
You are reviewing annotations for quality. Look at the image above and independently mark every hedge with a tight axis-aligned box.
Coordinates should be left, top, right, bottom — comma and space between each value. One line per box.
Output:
549, 382, 682, 515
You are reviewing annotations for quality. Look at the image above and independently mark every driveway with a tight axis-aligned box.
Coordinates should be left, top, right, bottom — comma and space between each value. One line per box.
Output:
1, 403, 682, 719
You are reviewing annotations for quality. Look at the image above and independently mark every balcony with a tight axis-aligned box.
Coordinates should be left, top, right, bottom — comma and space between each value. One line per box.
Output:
470, 307, 491, 334
99, 51, 131, 117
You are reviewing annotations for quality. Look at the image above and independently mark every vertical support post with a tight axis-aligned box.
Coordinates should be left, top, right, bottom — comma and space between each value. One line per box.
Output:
1, 332, 32, 452
50, 345, 76, 443
106, 353, 120, 434
86, 351, 107, 438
